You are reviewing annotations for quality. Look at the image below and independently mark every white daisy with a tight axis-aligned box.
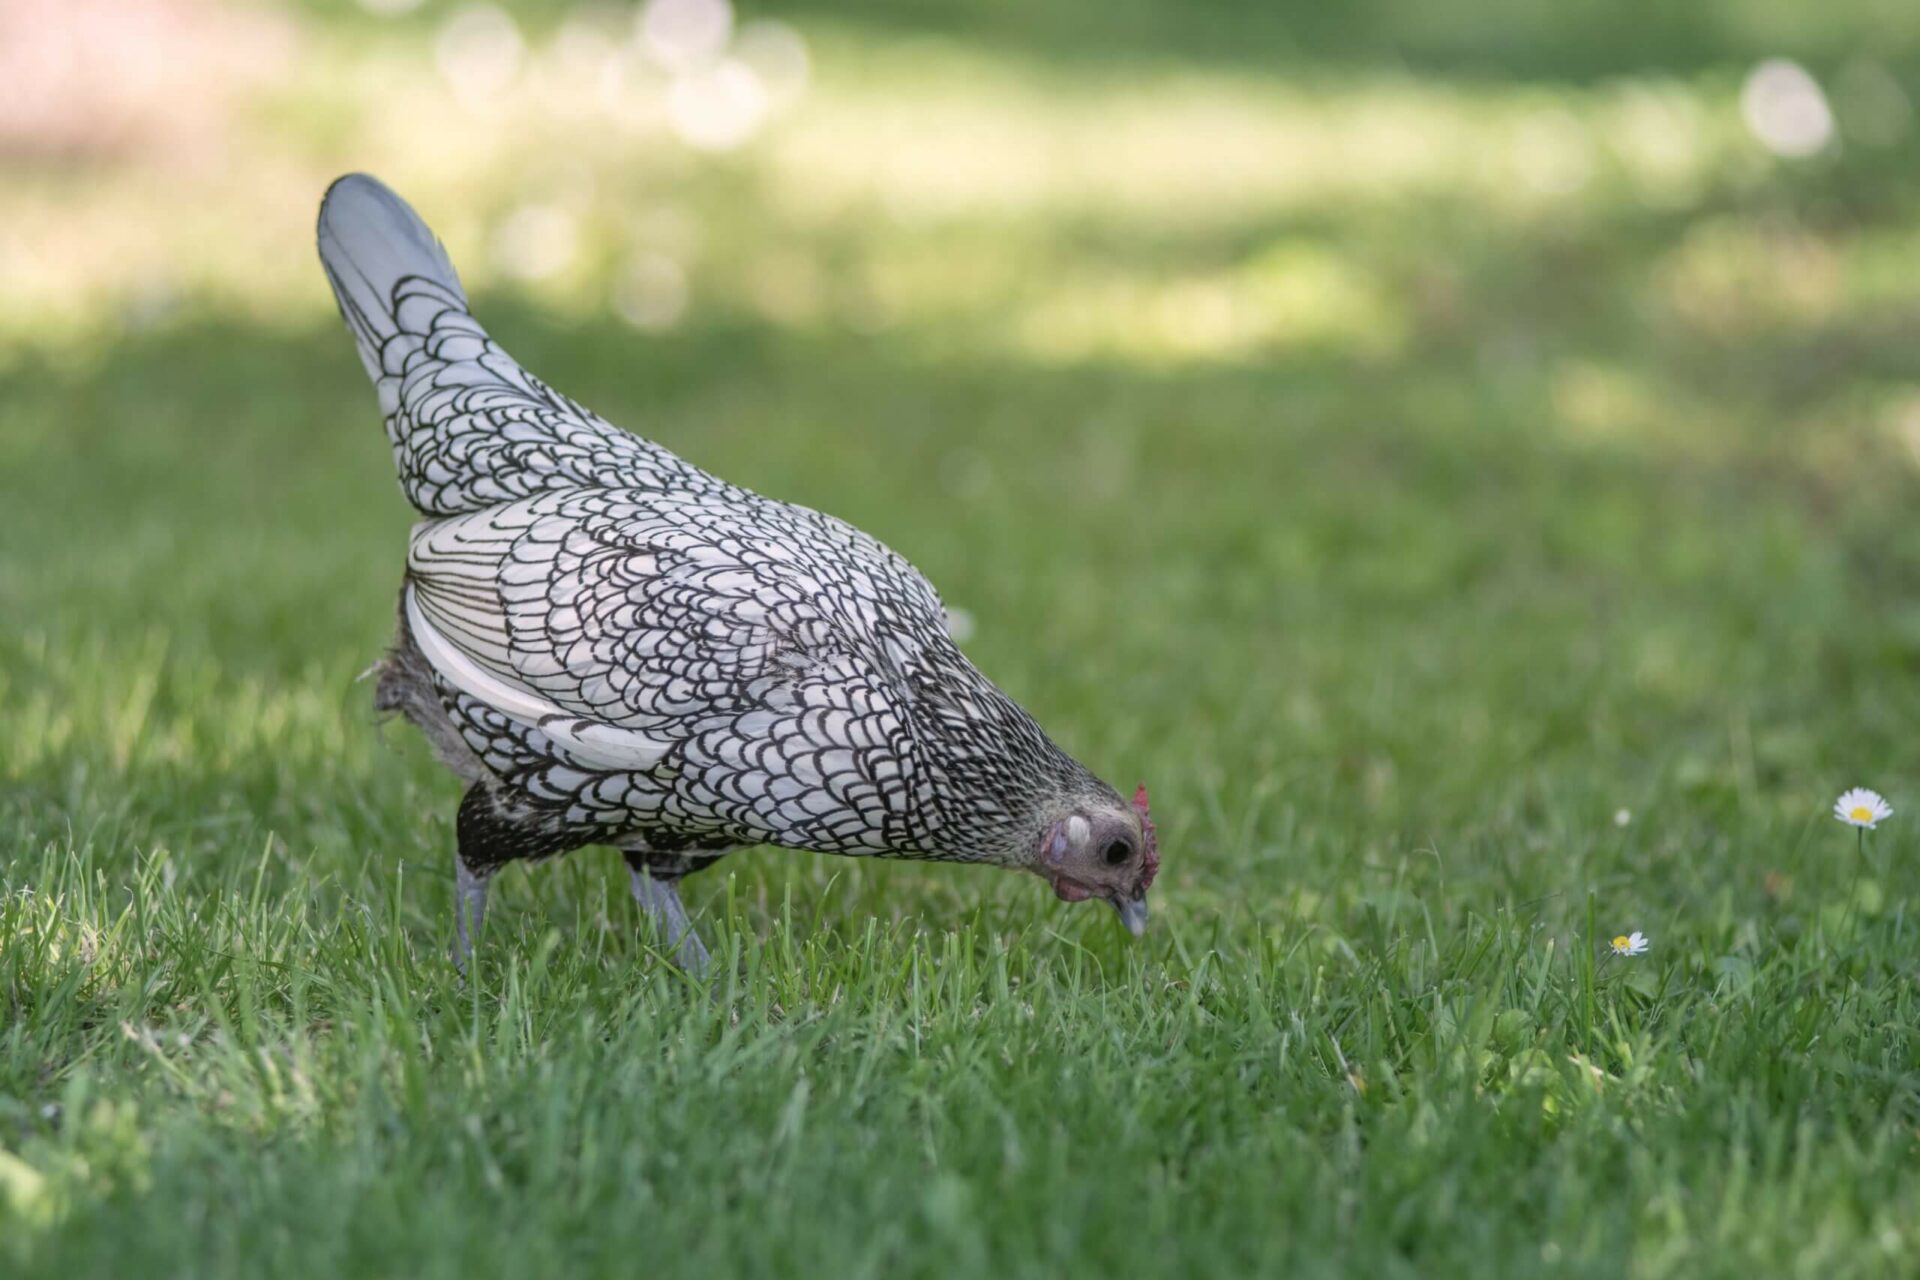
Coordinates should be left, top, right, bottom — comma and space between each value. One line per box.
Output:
1833, 788, 1892, 830
1609, 931, 1648, 957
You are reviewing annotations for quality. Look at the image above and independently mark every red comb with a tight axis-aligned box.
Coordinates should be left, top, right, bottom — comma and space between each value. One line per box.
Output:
1132, 783, 1159, 892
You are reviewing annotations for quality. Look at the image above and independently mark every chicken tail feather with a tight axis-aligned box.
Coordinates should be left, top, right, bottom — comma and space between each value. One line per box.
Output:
316, 174, 707, 516
317, 173, 468, 398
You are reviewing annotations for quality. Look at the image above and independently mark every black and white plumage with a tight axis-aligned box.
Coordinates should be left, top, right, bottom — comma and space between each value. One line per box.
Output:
317, 174, 1158, 971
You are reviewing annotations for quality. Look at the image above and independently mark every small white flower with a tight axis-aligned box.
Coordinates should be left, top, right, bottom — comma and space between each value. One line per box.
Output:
1833, 788, 1892, 830
1610, 931, 1649, 957
1613, 808, 1632, 828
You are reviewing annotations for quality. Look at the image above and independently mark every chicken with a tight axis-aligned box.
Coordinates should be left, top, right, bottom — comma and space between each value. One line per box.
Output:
316, 174, 1158, 972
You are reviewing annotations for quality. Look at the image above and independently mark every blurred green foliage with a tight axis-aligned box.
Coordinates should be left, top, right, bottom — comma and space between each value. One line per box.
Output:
296, 0, 1920, 80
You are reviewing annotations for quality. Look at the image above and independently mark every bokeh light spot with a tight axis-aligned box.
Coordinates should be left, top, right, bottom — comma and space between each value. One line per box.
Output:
734, 21, 811, 109
668, 58, 768, 151
613, 253, 690, 330
491, 204, 577, 282
638, 0, 733, 72
1741, 59, 1834, 158
435, 5, 525, 110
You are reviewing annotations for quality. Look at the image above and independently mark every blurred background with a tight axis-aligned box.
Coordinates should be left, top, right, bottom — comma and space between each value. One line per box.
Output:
6, 0, 1920, 923
8, 0, 1920, 357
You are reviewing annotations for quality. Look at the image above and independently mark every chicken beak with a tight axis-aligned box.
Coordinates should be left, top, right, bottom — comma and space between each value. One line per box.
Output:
1114, 895, 1149, 938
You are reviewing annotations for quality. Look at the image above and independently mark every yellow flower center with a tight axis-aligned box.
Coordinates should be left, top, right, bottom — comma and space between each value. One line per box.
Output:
1612, 936, 1630, 950
1851, 807, 1875, 823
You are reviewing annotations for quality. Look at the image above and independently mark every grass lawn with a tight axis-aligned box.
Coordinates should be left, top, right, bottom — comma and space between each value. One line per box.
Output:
5, 3, 1920, 1276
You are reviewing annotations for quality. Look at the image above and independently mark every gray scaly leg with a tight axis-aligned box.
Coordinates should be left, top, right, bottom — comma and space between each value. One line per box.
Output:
452, 782, 570, 974
628, 868, 711, 977
453, 859, 490, 974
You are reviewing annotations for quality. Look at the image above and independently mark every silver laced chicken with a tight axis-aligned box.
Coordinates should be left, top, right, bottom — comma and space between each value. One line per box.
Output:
316, 174, 1159, 973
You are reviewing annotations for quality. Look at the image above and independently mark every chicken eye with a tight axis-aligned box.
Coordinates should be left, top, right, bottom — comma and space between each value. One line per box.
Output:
1102, 839, 1132, 866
